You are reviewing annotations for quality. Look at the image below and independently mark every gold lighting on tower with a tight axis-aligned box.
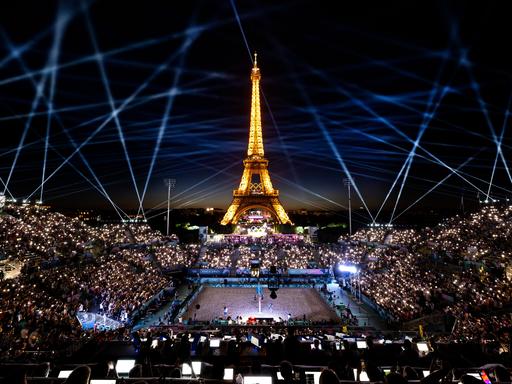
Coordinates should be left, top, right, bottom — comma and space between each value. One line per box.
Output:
221, 54, 291, 225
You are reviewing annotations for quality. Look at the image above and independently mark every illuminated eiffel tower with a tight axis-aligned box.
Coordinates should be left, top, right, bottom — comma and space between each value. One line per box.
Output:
221, 54, 291, 225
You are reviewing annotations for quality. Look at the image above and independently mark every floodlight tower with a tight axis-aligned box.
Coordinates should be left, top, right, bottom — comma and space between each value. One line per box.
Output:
164, 178, 176, 236
343, 178, 352, 237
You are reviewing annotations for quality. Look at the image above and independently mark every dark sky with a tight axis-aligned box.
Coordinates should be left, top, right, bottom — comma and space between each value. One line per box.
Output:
1, 0, 511, 224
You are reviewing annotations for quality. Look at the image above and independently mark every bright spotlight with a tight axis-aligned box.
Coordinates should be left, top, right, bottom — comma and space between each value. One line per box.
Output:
338, 265, 358, 274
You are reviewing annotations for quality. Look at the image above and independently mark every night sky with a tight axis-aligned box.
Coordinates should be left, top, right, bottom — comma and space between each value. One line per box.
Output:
1, 1, 512, 224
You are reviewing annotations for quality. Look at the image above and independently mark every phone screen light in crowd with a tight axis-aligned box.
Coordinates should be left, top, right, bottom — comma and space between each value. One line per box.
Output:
151, 339, 158, 349
58, 371, 73, 378
224, 368, 234, 380
182, 363, 192, 376
417, 342, 429, 352
422, 371, 430, 378
244, 376, 272, 384
192, 361, 202, 376
200, 336, 207, 342
116, 359, 136, 376
360, 371, 370, 382
251, 336, 260, 347
210, 338, 220, 347
356, 340, 368, 349
466, 373, 480, 379
305, 371, 322, 384
480, 370, 492, 384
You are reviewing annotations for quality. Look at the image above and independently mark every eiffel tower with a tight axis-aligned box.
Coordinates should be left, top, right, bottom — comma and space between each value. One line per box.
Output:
221, 54, 291, 225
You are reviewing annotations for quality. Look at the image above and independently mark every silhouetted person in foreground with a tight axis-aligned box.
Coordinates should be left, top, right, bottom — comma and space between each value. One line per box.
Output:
64, 366, 91, 384
280, 360, 294, 384
319, 369, 339, 384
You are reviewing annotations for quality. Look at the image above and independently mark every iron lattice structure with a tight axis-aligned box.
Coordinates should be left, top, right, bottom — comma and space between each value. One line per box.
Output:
221, 55, 291, 225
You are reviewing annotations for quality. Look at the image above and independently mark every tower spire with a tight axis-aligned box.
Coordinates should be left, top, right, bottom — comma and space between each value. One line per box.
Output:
248, 52, 264, 157
221, 57, 292, 226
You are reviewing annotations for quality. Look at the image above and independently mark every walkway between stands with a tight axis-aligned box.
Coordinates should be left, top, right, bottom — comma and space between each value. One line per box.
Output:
324, 282, 387, 330
133, 284, 193, 330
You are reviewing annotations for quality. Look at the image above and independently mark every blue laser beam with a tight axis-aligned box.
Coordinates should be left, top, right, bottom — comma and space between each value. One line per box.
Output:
375, 52, 451, 222
40, 5, 70, 203
392, 152, 480, 222
486, 96, 512, 200
82, 0, 146, 217
25, 31, 194, 201
1, 33, 50, 195
138, 27, 199, 217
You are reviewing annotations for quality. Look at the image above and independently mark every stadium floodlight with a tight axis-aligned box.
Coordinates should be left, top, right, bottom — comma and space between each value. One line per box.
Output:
338, 265, 358, 274
164, 178, 176, 236
343, 178, 352, 236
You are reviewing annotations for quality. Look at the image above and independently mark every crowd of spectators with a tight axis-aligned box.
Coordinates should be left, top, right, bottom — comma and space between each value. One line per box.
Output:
0, 204, 185, 360
0, 202, 511, 360
339, 205, 512, 343
198, 243, 346, 270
